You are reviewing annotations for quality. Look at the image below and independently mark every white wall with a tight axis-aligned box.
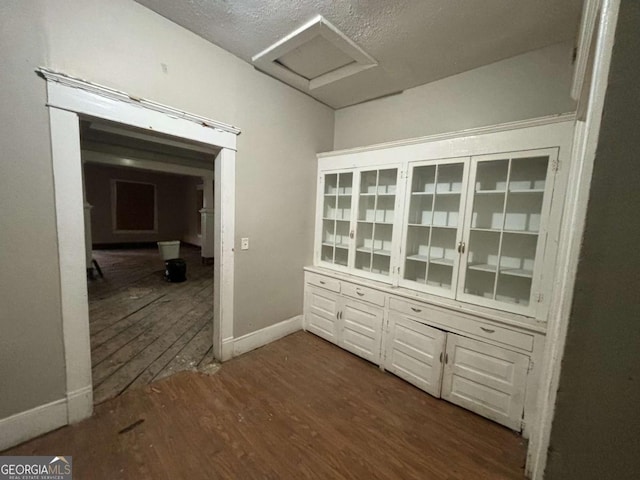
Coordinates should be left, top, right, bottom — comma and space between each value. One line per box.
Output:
334, 41, 577, 149
0, 0, 333, 422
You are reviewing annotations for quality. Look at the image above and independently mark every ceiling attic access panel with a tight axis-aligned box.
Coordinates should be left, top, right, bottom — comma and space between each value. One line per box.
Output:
252, 15, 377, 94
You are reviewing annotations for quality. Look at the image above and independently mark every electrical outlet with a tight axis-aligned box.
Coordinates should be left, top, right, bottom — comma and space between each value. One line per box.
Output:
241, 237, 249, 250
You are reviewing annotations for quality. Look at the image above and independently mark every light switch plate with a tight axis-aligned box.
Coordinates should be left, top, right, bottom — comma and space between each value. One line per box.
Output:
241, 237, 249, 250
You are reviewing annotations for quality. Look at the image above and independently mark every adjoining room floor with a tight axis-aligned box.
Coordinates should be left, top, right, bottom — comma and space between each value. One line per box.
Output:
5, 332, 526, 479
88, 244, 215, 404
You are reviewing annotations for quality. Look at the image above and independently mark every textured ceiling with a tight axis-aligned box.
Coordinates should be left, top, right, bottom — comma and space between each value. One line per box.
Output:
135, 0, 584, 109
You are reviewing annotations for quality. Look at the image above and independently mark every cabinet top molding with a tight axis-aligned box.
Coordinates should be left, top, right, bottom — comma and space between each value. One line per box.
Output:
319, 113, 576, 158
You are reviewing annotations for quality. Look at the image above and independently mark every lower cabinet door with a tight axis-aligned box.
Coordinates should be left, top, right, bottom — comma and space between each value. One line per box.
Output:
384, 312, 446, 398
339, 298, 384, 364
441, 334, 529, 431
305, 286, 340, 344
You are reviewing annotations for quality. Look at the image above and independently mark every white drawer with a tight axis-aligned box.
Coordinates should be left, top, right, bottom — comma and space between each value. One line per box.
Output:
306, 272, 340, 293
341, 282, 386, 307
389, 297, 533, 351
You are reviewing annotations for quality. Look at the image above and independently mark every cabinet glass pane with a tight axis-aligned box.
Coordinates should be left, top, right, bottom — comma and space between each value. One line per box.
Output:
321, 172, 353, 267
403, 162, 464, 291
465, 229, 499, 298
355, 168, 397, 276
464, 155, 549, 306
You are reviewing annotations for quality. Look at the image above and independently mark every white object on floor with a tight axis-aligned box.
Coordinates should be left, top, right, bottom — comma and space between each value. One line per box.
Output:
158, 241, 180, 260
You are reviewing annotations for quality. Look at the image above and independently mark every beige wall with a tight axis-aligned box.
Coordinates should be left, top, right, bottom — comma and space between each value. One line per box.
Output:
41, 0, 334, 338
334, 41, 577, 149
0, 0, 333, 420
84, 163, 191, 245
0, 3, 67, 419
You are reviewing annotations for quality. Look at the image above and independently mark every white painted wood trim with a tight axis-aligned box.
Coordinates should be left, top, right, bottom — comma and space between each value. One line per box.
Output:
66, 385, 93, 424
35, 70, 240, 448
50, 107, 94, 423
318, 122, 575, 175
38, 68, 241, 136
83, 149, 214, 180
232, 315, 304, 357
213, 148, 235, 361
43, 77, 237, 152
319, 113, 576, 158
0, 398, 68, 451
571, 0, 601, 101
526, 1, 620, 477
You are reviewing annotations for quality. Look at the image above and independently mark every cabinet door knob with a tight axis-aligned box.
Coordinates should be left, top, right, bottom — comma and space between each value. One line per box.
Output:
457, 241, 466, 254
319, 280, 326, 285
439, 352, 443, 363
410, 306, 422, 313
445, 353, 449, 364
356, 289, 365, 296
480, 327, 495, 333
349, 230, 355, 239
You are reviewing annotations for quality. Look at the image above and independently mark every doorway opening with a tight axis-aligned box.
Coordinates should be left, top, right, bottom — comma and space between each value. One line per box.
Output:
80, 119, 219, 404
41, 68, 239, 423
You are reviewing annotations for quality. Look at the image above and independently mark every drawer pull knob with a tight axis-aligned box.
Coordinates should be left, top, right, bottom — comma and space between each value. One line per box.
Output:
480, 327, 495, 333
356, 289, 365, 296
410, 307, 422, 313
319, 280, 326, 285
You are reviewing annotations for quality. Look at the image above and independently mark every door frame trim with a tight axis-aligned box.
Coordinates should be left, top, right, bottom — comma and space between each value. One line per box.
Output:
40, 68, 239, 424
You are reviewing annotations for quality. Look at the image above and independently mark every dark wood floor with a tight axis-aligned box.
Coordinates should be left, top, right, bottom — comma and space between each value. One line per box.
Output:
88, 245, 215, 404
5, 331, 526, 479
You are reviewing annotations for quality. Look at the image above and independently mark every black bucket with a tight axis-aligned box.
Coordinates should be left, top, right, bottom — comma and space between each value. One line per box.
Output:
164, 258, 186, 283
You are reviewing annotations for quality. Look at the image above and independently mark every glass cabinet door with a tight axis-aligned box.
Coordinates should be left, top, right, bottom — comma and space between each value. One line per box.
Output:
320, 171, 354, 267
460, 150, 555, 312
354, 168, 398, 278
402, 160, 466, 295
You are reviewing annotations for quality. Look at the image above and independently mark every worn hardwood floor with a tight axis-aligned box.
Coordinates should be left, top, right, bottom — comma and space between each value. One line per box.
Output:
88, 245, 215, 404
5, 332, 526, 479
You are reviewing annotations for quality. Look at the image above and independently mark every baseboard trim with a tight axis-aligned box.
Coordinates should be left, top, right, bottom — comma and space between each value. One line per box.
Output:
66, 386, 93, 424
221, 336, 234, 361
226, 315, 303, 359
0, 398, 68, 452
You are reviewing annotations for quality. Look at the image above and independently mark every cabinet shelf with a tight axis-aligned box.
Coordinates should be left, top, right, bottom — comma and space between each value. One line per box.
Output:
323, 217, 351, 222
407, 254, 454, 266
357, 247, 392, 256
508, 189, 545, 194
501, 268, 534, 278
357, 220, 394, 225
411, 190, 461, 196
407, 223, 457, 229
322, 242, 349, 250
432, 225, 458, 230
467, 263, 498, 273
470, 227, 539, 236
467, 264, 534, 278
475, 189, 506, 194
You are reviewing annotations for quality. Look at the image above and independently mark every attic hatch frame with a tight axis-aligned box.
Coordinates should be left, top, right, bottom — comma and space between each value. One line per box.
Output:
38, 68, 240, 424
